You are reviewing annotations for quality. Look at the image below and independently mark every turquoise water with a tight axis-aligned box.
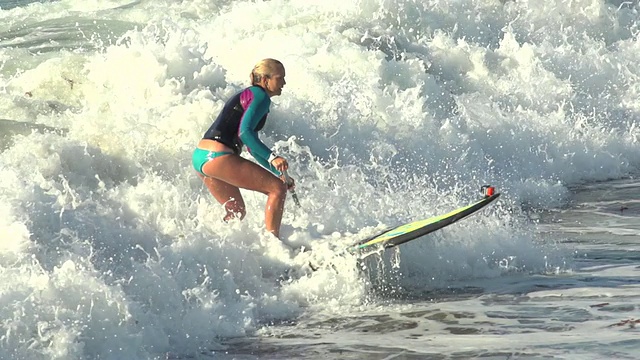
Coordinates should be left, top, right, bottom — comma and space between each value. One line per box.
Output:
0, 0, 46, 10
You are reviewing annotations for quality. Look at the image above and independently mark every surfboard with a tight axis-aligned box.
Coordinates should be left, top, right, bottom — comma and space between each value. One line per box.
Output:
346, 186, 500, 254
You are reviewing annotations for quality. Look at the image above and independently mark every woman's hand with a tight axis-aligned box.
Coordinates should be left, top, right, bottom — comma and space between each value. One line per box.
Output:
271, 156, 289, 173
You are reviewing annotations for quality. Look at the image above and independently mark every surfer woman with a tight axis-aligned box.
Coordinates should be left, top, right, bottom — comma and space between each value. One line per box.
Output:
192, 58, 293, 238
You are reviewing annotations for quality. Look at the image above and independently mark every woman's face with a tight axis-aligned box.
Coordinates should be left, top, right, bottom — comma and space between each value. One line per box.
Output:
264, 65, 286, 97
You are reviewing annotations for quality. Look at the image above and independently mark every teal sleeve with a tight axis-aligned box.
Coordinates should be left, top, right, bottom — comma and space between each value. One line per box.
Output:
253, 155, 281, 176
239, 87, 279, 175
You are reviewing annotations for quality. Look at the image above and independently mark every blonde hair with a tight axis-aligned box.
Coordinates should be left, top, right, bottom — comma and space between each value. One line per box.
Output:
250, 58, 284, 86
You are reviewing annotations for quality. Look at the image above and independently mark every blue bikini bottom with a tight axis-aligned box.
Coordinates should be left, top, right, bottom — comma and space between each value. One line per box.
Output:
192, 148, 233, 176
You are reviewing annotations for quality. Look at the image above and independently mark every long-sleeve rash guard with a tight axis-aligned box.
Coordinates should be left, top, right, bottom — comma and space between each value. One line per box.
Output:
202, 86, 279, 175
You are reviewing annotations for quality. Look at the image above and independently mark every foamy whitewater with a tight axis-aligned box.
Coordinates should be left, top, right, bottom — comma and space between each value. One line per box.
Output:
1, 0, 640, 359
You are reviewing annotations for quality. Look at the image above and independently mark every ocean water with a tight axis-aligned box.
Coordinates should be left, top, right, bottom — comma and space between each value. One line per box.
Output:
1, 0, 640, 359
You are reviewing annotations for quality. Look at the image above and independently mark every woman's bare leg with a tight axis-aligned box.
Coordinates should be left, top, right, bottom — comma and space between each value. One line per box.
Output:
198, 173, 246, 221
201, 155, 287, 237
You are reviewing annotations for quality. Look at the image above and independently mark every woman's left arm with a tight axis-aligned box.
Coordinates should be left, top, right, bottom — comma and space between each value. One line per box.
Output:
238, 88, 279, 175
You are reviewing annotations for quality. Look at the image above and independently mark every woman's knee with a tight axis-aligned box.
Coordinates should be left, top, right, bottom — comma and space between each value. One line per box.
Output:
233, 206, 247, 220
223, 209, 245, 222
225, 198, 246, 217
270, 180, 288, 199
224, 210, 246, 221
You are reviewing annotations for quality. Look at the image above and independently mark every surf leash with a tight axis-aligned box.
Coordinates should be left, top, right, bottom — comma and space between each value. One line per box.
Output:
282, 169, 301, 207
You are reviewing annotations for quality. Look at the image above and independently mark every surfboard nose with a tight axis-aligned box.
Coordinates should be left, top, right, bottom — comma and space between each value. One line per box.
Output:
481, 185, 495, 197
